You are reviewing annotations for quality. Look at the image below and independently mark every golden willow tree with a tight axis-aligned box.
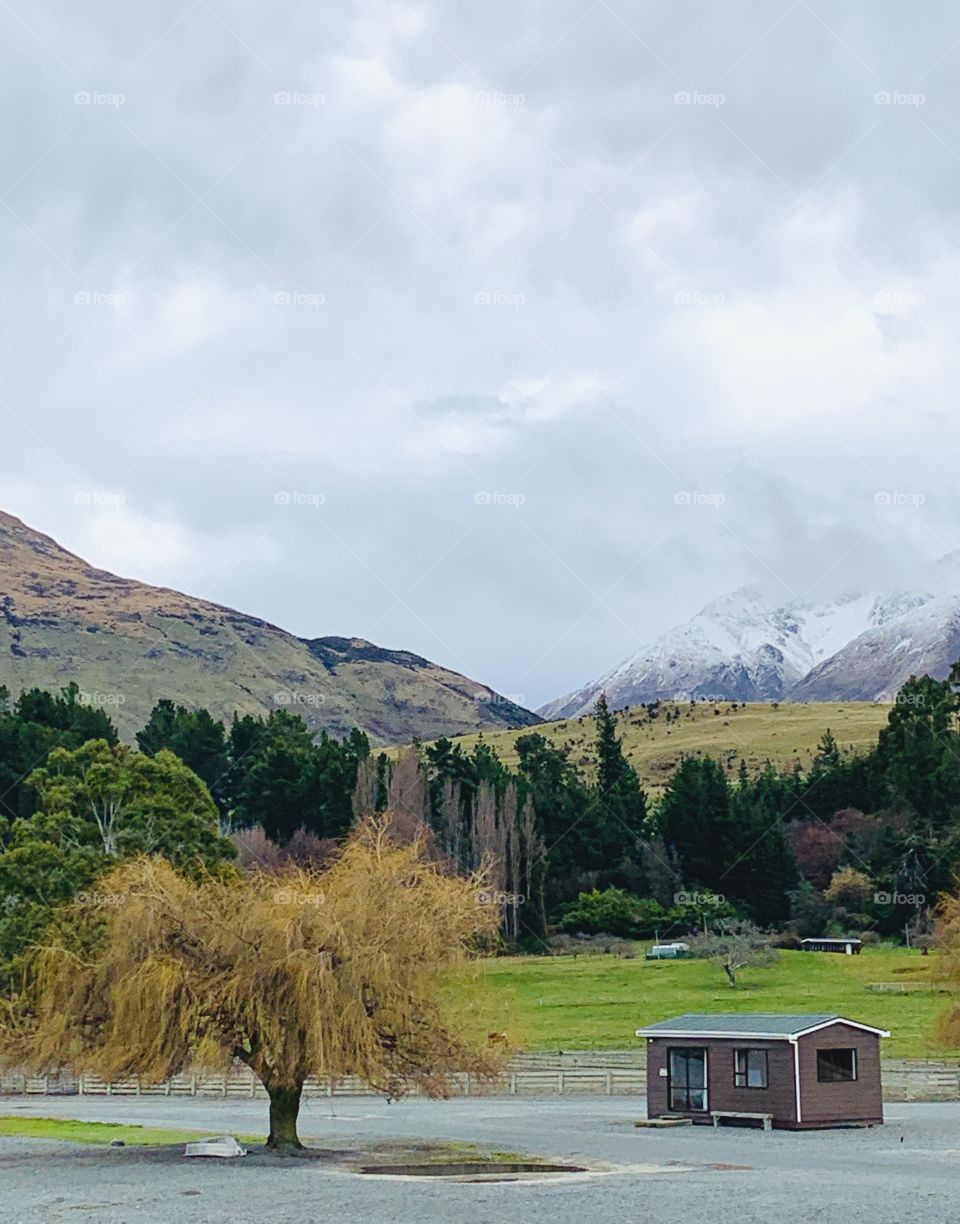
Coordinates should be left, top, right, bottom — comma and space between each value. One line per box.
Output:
935, 890, 960, 1047
0, 822, 503, 1152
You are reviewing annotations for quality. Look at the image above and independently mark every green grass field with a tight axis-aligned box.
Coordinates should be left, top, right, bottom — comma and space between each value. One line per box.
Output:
0, 1117, 264, 1145
406, 700, 891, 793
456, 946, 957, 1060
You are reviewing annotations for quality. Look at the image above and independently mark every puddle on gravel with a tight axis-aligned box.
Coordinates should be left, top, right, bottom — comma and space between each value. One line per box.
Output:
360, 1161, 587, 1178
667, 1160, 754, 1171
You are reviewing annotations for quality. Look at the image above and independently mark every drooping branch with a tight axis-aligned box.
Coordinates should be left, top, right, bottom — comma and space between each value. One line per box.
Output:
2, 821, 507, 1149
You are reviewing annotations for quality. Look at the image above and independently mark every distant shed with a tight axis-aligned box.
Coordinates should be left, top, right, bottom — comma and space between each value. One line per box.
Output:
645, 942, 690, 960
636, 1013, 888, 1129
801, 937, 862, 955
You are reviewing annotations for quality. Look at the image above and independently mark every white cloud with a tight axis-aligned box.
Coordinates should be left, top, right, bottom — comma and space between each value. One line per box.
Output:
1, 2, 959, 707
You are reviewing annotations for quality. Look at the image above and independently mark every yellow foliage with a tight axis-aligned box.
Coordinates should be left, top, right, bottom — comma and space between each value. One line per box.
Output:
824, 866, 873, 908
1, 819, 505, 1103
934, 890, 960, 1049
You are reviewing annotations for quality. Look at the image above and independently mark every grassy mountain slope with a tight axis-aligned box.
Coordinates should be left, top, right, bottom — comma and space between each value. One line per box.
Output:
410, 699, 891, 792
0, 511, 540, 744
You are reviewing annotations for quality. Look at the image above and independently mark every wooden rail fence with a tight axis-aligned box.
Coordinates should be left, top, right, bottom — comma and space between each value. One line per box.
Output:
2, 1052, 957, 1102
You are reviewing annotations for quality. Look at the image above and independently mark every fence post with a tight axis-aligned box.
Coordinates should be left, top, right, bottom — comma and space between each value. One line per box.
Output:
606, 1071, 613, 1096
510, 1073, 517, 1096
558, 1071, 564, 1095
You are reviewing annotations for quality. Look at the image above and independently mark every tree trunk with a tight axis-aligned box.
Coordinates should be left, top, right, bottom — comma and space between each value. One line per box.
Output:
723, 962, 737, 987
265, 1082, 305, 1152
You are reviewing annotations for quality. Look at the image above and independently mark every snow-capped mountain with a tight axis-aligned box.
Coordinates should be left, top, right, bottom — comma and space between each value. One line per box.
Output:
789, 593, 960, 702
540, 559, 960, 718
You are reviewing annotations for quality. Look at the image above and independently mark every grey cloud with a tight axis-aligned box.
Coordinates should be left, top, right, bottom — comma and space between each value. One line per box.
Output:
2, 1, 960, 709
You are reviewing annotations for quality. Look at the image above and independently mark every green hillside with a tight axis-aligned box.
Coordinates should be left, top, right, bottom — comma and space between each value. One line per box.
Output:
410, 700, 891, 792
450, 946, 954, 1060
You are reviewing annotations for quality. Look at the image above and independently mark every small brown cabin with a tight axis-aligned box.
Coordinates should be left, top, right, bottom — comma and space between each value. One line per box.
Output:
636, 1013, 888, 1130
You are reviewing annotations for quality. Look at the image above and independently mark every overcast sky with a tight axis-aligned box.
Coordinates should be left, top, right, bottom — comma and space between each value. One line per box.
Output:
2, 1, 959, 710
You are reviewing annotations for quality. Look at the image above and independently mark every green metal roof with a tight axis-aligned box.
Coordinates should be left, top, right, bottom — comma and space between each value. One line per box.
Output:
635, 1012, 889, 1039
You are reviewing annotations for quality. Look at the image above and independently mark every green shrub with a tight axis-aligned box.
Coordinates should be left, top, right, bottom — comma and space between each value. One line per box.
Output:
556, 888, 665, 939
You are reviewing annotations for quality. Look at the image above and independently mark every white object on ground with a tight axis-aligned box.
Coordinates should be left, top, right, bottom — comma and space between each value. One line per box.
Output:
184, 1135, 247, 1158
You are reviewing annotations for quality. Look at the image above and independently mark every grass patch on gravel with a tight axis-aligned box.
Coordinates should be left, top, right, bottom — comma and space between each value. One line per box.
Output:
350, 1140, 528, 1166
0, 1117, 264, 1146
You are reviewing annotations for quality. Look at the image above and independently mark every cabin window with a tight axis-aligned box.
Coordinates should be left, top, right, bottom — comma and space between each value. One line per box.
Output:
817, 1047, 858, 1082
733, 1048, 768, 1089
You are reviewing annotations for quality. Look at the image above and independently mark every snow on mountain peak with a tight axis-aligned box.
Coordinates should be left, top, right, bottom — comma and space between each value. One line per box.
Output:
539, 554, 960, 718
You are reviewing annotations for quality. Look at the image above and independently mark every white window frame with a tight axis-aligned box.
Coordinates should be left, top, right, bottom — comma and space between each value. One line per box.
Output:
816, 1046, 858, 1083
733, 1047, 769, 1089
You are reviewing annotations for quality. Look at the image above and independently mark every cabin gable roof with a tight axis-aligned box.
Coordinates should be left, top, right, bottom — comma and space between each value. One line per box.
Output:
635, 1012, 890, 1040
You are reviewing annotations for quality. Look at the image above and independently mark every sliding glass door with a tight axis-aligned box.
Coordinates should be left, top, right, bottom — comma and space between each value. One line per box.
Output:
668, 1047, 708, 1111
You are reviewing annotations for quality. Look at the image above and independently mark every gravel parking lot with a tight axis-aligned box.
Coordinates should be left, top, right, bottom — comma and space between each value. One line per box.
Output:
2, 1095, 959, 1223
